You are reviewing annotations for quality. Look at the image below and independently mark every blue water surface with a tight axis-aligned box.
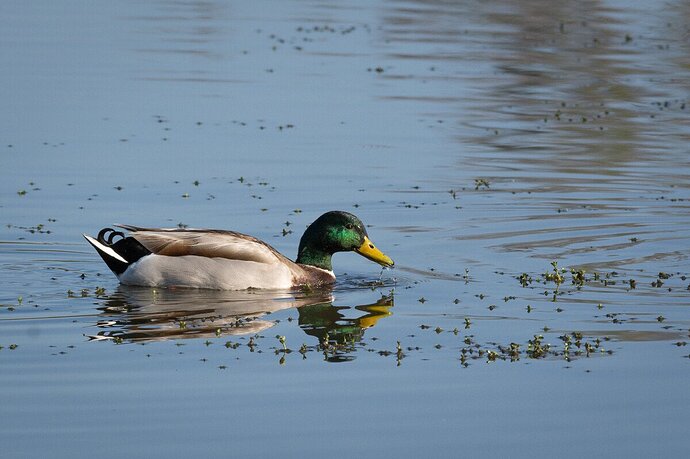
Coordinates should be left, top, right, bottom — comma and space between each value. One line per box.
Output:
1, 1, 689, 457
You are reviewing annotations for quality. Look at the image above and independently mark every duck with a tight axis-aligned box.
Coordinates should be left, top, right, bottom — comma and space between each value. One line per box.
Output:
83, 210, 394, 290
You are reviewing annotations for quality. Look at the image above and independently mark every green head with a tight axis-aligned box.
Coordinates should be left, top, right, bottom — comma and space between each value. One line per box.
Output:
296, 211, 394, 271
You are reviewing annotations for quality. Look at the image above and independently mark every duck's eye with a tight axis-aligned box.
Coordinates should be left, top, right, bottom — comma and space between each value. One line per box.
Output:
345, 223, 354, 230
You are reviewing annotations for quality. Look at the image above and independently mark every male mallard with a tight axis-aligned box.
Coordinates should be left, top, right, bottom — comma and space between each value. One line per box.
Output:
83, 210, 394, 290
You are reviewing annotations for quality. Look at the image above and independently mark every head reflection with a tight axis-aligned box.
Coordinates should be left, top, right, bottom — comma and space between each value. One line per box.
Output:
297, 297, 393, 362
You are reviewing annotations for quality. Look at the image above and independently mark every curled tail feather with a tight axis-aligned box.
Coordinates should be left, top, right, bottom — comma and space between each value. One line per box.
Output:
84, 229, 151, 276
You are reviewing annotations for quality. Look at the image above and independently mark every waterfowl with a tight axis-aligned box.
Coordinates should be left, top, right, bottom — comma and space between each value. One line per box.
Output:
83, 210, 394, 290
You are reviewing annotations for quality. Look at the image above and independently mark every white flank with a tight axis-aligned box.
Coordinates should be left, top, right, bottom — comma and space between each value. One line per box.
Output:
83, 234, 128, 264
118, 254, 295, 290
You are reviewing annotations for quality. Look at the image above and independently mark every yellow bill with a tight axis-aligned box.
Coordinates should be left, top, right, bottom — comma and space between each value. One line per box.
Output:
355, 236, 394, 268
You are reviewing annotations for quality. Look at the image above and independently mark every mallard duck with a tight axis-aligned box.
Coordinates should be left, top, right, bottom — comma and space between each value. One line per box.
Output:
83, 210, 394, 290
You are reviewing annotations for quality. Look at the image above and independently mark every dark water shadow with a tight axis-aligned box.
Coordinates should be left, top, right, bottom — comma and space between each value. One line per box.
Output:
87, 285, 394, 347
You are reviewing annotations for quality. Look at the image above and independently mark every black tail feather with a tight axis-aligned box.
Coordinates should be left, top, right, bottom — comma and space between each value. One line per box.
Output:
97, 228, 125, 245
86, 229, 151, 276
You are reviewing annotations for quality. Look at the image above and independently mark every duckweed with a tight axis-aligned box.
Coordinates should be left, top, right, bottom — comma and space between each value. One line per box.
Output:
474, 178, 490, 190
276, 335, 287, 350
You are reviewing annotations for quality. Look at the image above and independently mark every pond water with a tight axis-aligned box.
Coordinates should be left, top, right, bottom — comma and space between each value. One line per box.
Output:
1, 0, 689, 457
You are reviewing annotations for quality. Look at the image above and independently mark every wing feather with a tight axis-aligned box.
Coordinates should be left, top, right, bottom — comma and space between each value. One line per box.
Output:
114, 225, 288, 265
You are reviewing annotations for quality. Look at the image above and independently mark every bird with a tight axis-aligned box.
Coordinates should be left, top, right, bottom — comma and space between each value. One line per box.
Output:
83, 210, 394, 290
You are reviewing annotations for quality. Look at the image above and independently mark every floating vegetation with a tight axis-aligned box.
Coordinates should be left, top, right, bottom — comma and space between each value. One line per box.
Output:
510, 261, 684, 300
6, 223, 52, 234
454, 332, 609, 367
543, 261, 566, 287
474, 178, 490, 190
518, 273, 533, 287
571, 268, 586, 287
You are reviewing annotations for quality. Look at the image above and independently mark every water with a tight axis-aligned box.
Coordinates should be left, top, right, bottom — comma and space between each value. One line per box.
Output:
1, 1, 689, 457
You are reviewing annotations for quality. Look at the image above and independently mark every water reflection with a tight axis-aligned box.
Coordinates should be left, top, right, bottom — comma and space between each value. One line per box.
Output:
379, 0, 690, 270
382, 0, 690, 167
88, 286, 393, 347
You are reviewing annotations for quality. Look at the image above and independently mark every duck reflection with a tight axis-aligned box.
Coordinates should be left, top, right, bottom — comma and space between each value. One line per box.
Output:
89, 286, 393, 347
